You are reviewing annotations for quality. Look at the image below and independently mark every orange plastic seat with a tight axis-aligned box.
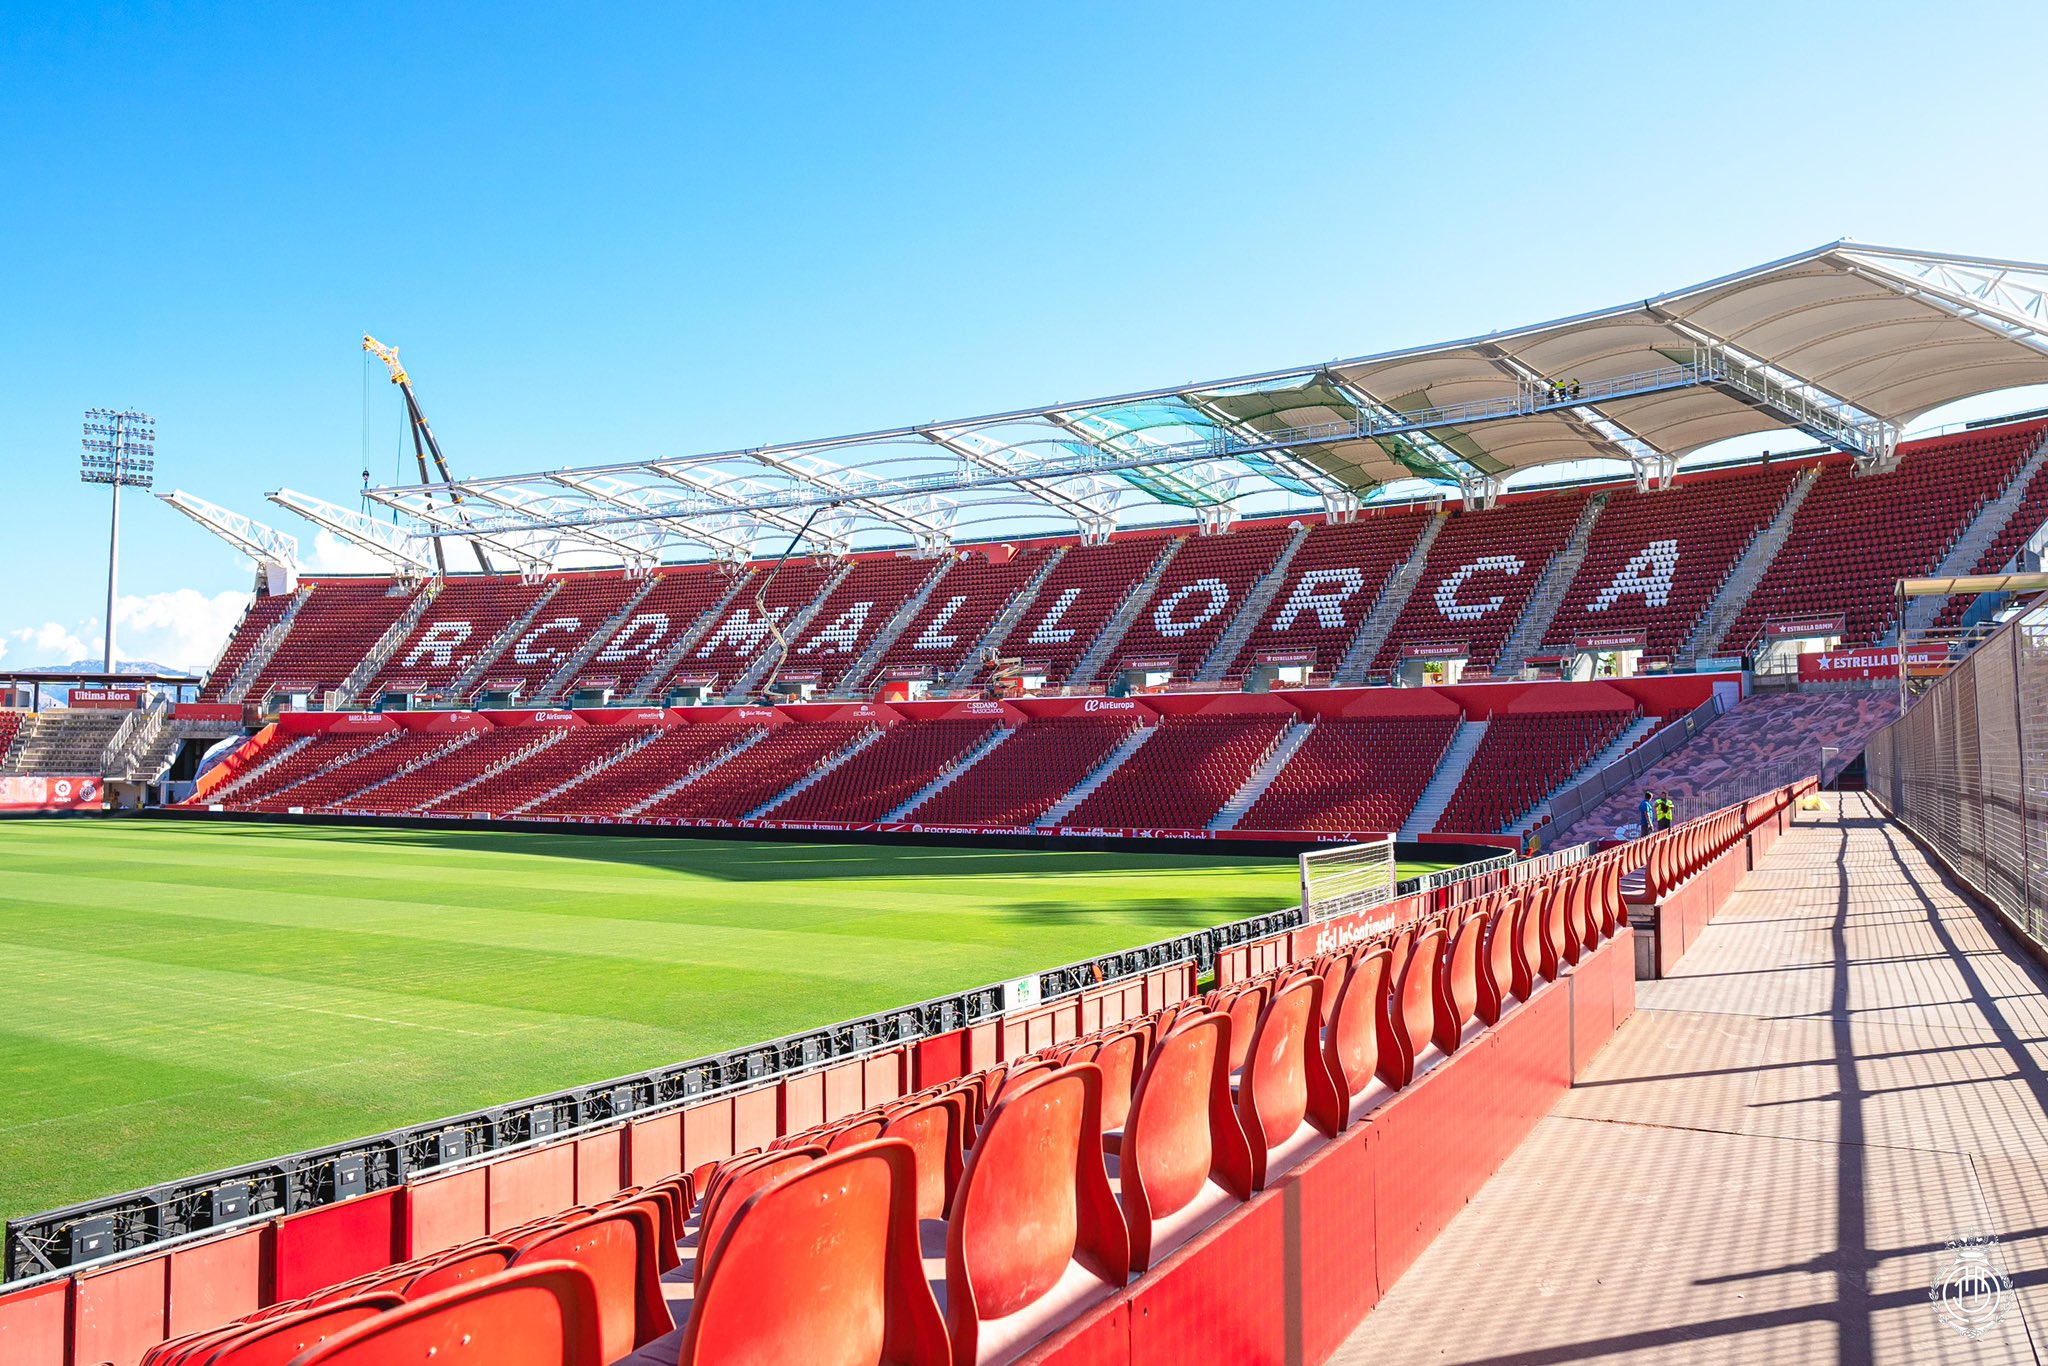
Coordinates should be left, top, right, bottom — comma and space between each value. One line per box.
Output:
1091, 1028, 1143, 1135
678, 1138, 950, 1364
831, 1116, 888, 1150
944, 1064, 1131, 1366
512, 1206, 671, 1360
1119, 1010, 1253, 1271
1235, 976, 1343, 1189
284, 1261, 602, 1366
199, 1293, 404, 1365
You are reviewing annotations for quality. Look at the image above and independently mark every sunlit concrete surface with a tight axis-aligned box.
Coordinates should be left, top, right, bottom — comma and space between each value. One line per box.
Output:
1331, 793, 2048, 1365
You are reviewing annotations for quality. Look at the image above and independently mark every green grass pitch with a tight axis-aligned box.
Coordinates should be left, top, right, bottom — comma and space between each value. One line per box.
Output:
0, 817, 1441, 1223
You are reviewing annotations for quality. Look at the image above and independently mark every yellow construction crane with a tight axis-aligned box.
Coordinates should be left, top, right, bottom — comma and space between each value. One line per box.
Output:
362, 335, 489, 573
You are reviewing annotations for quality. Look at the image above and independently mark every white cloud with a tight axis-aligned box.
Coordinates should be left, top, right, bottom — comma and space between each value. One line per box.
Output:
302, 530, 388, 574
8, 621, 93, 665
110, 588, 252, 673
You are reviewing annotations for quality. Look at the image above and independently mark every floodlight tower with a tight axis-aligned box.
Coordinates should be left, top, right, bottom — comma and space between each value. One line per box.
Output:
80, 409, 156, 672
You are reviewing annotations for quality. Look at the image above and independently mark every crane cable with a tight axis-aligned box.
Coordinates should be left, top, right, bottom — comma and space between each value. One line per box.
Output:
751, 503, 835, 701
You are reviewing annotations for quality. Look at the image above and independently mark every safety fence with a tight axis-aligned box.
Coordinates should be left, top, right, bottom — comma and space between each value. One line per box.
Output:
1866, 596, 2048, 944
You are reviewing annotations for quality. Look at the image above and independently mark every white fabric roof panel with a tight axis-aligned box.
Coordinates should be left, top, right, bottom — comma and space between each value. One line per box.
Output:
354, 243, 2048, 566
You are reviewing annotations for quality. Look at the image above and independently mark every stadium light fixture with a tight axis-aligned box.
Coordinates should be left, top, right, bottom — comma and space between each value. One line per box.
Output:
80, 408, 156, 672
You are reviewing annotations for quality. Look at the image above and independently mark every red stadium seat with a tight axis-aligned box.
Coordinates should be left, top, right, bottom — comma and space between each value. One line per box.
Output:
511, 1206, 672, 1359
1117, 1010, 1254, 1272
1435, 913, 1483, 1053
882, 1094, 967, 1221
1234, 976, 1343, 1189
1325, 945, 1392, 1123
196, 1293, 406, 1366
404, 1244, 514, 1297
1377, 928, 1443, 1090
285, 1261, 603, 1366
943, 1064, 1131, 1366
678, 1139, 950, 1366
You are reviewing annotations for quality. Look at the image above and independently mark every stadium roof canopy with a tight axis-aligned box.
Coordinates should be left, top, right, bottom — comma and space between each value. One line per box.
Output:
347, 242, 2048, 570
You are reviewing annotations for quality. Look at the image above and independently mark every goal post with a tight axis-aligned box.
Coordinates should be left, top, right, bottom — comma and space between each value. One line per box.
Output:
1298, 837, 1397, 922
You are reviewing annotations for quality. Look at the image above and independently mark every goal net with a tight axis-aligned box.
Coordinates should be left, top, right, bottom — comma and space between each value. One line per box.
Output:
1299, 837, 1397, 922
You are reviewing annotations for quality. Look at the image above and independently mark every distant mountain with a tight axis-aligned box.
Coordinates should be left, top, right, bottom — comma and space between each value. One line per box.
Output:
24, 660, 187, 678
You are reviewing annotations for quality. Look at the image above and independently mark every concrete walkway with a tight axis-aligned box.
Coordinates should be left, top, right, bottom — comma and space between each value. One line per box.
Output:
1331, 793, 2048, 1365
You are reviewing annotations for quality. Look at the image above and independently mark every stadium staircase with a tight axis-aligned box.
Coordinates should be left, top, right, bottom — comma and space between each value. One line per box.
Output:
213, 587, 310, 703
835, 556, 955, 695
1334, 509, 1447, 684
1900, 426, 2048, 638
1064, 536, 1187, 689
530, 574, 663, 704
1195, 522, 1314, 681
444, 581, 566, 705
725, 561, 858, 700
416, 731, 570, 813
1495, 492, 1610, 674
617, 728, 771, 816
885, 723, 1013, 819
3, 711, 128, 775
1513, 713, 1659, 836
1207, 719, 1313, 830
1680, 464, 1822, 666
623, 569, 756, 702
1033, 724, 1155, 827
744, 724, 883, 817
943, 545, 1068, 688
333, 579, 443, 707
1398, 719, 1487, 837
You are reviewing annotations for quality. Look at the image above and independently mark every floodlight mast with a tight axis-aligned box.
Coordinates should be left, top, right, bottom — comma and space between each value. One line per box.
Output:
362, 335, 492, 574
79, 409, 156, 672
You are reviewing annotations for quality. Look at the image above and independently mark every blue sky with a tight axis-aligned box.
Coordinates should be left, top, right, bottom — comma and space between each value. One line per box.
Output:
4, 2, 2045, 671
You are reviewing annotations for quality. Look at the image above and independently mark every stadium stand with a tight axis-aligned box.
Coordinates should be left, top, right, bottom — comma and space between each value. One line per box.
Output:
976, 535, 1173, 686
1554, 689, 1900, 843
241, 731, 465, 813
241, 579, 422, 706
776, 555, 939, 691
634, 721, 870, 820
1239, 713, 1461, 832
521, 723, 764, 819
1104, 522, 1296, 680
767, 716, 998, 822
567, 565, 745, 699
653, 561, 837, 696
365, 576, 554, 702
908, 715, 1138, 827
209, 730, 388, 807
433, 725, 650, 818
1723, 420, 2048, 652
196, 592, 296, 702
1220, 509, 1433, 678
1546, 465, 1800, 658
1064, 714, 1293, 830
466, 572, 646, 704
1933, 438, 2048, 627
343, 727, 563, 814
865, 547, 1054, 686
0, 710, 24, 762
1372, 490, 1593, 674
1433, 702, 1635, 834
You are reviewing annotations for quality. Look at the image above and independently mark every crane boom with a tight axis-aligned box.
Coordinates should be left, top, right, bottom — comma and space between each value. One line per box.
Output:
362, 334, 493, 573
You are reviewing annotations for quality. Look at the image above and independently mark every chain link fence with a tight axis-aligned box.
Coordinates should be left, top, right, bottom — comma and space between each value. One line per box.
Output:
1866, 599, 2048, 942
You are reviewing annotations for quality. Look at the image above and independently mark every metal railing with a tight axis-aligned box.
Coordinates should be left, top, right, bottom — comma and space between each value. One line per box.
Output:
1866, 595, 2048, 941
